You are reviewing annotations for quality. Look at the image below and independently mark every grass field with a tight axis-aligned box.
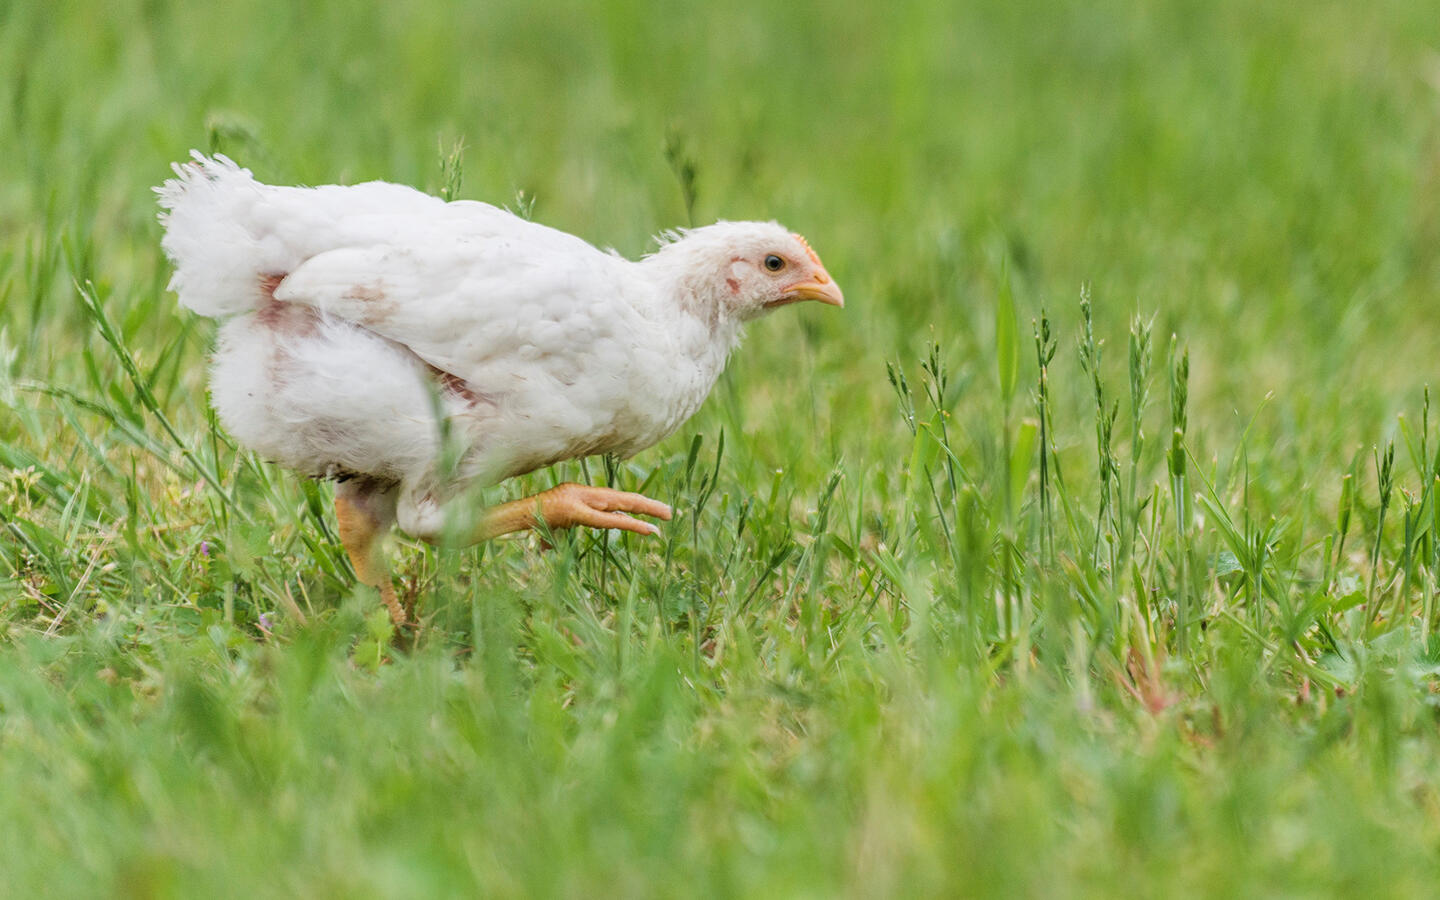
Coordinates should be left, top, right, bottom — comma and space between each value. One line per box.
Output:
5, 0, 1440, 895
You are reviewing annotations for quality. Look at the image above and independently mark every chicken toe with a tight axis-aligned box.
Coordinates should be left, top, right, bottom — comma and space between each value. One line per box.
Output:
475, 483, 672, 542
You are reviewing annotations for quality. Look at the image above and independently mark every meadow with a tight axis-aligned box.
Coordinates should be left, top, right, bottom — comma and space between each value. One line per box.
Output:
4, 0, 1440, 895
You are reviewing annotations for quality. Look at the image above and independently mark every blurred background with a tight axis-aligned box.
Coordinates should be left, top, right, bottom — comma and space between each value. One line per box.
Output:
5, 0, 1440, 477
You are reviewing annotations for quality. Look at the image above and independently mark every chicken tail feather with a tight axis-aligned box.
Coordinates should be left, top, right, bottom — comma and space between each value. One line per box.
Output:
155, 151, 289, 318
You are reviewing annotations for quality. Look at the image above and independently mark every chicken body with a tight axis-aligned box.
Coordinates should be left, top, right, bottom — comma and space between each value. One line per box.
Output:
158, 154, 842, 622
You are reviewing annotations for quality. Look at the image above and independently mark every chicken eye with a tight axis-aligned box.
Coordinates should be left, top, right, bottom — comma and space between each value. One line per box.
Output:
763, 254, 785, 272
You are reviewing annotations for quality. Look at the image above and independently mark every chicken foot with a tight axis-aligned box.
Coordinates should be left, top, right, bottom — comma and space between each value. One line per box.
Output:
337, 482, 671, 630
469, 483, 673, 542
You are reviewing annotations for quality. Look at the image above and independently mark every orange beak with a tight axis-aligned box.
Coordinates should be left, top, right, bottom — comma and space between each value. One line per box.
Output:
777, 271, 845, 309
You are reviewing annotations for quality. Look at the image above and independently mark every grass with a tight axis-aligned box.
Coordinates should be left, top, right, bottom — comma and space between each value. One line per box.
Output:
5, 0, 1440, 895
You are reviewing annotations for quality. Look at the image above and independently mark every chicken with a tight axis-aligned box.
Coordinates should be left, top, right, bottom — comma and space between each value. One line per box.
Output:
156, 153, 843, 625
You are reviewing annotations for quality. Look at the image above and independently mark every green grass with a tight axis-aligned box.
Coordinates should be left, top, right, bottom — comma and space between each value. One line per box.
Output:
5, 0, 1440, 895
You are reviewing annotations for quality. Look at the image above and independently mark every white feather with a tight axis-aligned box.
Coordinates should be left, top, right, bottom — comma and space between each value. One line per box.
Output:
156, 153, 831, 537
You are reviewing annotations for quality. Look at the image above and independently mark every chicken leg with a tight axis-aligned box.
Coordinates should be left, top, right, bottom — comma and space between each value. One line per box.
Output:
334, 480, 406, 626
338, 481, 669, 628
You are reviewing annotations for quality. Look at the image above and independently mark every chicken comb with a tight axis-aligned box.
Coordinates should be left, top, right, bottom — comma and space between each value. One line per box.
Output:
792, 233, 823, 267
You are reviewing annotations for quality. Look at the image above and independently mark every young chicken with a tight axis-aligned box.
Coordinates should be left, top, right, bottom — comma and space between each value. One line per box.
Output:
157, 153, 843, 625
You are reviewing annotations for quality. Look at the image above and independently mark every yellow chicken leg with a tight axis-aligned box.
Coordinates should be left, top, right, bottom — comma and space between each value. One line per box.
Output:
334, 481, 669, 627
335, 484, 407, 627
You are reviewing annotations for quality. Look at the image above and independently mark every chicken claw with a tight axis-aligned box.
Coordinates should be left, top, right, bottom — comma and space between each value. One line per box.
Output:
475, 482, 672, 541
538, 483, 674, 536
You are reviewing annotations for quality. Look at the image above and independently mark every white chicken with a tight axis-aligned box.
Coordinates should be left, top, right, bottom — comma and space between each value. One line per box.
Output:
157, 153, 843, 625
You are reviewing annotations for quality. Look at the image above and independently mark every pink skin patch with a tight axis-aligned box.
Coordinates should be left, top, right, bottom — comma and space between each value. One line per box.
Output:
727, 257, 748, 294
259, 273, 285, 300
427, 364, 494, 408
